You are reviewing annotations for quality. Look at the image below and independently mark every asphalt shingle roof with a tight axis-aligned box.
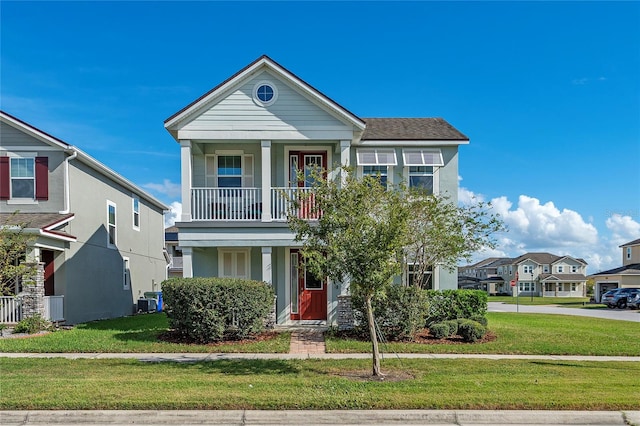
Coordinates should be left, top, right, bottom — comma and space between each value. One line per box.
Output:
361, 118, 469, 141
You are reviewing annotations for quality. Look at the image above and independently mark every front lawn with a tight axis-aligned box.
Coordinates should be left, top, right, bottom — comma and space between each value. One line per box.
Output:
0, 357, 638, 410
489, 296, 606, 308
0, 313, 290, 353
326, 312, 640, 356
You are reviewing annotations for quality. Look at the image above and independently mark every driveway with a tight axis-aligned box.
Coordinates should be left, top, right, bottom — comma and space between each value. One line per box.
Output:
488, 302, 640, 322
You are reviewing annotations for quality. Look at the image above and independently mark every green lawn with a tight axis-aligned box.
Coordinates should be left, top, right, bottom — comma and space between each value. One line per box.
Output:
0, 313, 290, 353
326, 312, 640, 356
1, 357, 637, 410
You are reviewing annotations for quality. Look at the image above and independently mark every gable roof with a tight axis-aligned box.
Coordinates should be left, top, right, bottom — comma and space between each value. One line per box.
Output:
361, 118, 468, 141
0, 212, 76, 242
164, 55, 366, 136
513, 252, 559, 265
0, 111, 168, 211
621, 238, 640, 247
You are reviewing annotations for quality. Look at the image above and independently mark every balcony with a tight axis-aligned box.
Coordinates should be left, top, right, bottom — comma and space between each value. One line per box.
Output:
191, 187, 317, 221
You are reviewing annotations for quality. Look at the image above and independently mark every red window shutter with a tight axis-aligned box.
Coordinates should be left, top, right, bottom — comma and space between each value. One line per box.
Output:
0, 157, 9, 200
35, 157, 49, 200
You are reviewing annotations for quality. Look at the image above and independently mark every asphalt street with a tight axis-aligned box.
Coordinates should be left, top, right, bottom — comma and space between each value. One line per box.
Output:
488, 301, 640, 322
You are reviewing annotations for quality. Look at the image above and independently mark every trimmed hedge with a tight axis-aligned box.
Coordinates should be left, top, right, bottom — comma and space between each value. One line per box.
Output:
161, 277, 274, 343
351, 285, 428, 341
424, 290, 488, 326
457, 319, 487, 342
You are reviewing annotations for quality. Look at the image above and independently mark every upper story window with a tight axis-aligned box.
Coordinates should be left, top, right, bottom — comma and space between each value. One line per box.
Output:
571, 265, 578, 273
253, 81, 278, 106
356, 148, 396, 188
543, 265, 549, 273
523, 265, 533, 274
0, 155, 48, 202
217, 155, 242, 188
627, 247, 632, 259
205, 153, 254, 189
132, 197, 140, 231
409, 166, 434, 192
363, 165, 388, 187
107, 201, 117, 248
557, 265, 564, 273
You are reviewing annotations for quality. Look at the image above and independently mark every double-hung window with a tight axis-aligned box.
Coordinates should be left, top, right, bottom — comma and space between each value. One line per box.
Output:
132, 197, 140, 230
10, 157, 35, 198
402, 149, 443, 194
0, 155, 49, 201
217, 155, 242, 188
356, 148, 397, 188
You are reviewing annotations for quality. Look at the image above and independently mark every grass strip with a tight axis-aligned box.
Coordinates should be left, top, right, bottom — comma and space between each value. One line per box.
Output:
0, 357, 638, 410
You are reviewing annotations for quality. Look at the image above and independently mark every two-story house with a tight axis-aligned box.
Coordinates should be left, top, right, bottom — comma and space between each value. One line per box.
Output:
589, 238, 640, 302
459, 257, 512, 294
0, 111, 168, 324
164, 56, 469, 325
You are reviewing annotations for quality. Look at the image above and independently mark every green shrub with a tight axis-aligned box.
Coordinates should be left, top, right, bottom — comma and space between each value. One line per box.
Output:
444, 319, 459, 336
351, 285, 428, 341
425, 290, 488, 325
161, 277, 274, 343
429, 322, 450, 339
457, 319, 487, 343
14, 314, 50, 334
470, 314, 488, 326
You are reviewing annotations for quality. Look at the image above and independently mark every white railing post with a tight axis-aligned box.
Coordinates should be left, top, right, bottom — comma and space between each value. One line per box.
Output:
180, 140, 192, 222
261, 141, 272, 222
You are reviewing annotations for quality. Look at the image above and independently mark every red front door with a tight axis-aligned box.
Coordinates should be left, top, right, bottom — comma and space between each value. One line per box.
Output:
42, 250, 55, 296
290, 249, 327, 321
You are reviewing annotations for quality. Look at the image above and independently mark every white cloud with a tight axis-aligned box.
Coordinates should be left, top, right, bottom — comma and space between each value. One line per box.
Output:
142, 179, 181, 198
164, 201, 182, 227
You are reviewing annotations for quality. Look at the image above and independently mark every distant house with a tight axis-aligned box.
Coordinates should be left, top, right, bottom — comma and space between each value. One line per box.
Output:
459, 257, 512, 294
589, 238, 640, 302
165, 226, 183, 278
462, 253, 588, 297
164, 55, 469, 325
0, 111, 168, 324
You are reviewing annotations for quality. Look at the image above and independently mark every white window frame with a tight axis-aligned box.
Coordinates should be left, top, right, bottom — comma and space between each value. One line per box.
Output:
405, 263, 433, 289
406, 165, 434, 192
557, 265, 564, 273
123, 257, 131, 290
571, 265, 578, 273
571, 283, 577, 292
107, 200, 117, 249
627, 247, 632, 259
523, 265, 533, 274
543, 265, 549, 273
205, 152, 254, 188
252, 80, 278, 107
218, 248, 251, 279
356, 148, 397, 166
132, 196, 140, 231
8, 153, 36, 202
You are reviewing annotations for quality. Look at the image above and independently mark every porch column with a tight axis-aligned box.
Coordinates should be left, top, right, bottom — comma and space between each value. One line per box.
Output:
182, 247, 193, 278
180, 140, 192, 222
340, 140, 350, 185
261, 140, 272, 222
261, 247, 272, 285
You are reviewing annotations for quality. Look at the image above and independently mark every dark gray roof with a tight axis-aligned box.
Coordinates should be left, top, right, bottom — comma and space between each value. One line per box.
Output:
590, 264, 640, 276
481, 276, 505, 282
0, 212, 75, 239
361, 118, 468, 141
621, 238, 640, 247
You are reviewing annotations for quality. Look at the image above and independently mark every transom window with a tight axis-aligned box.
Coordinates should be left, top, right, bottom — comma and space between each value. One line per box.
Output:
10, 157, 35, 198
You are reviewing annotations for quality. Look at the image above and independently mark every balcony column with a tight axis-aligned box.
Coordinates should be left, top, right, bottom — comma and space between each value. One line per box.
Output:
180, 140, 192, 222
340, 140, 351, 185
182, 247, 193, 278
261, 140, 272, 222
261, 247, 272, 285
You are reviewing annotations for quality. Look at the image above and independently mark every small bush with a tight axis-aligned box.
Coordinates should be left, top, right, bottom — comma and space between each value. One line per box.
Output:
470, 314, 488, 326
444, 319, 459, 336
425, 290, 488, 325
458, 319, 487, 343
14, 314, 50, 334
351, 285, 428, 341
429, 322, 450, 339
162, 277, 274, 343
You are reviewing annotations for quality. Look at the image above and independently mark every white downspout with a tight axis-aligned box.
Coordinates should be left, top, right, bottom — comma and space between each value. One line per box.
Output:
59, 150, 78, 214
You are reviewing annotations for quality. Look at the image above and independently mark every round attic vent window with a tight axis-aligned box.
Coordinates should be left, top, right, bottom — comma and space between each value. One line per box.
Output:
253, 81, 278, 106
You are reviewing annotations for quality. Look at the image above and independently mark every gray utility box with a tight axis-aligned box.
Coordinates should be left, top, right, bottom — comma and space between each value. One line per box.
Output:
137, 298, 157, 313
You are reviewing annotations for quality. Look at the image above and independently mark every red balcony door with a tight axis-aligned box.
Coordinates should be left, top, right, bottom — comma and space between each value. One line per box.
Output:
289, 152, 327, 188
289, 249, 327, 321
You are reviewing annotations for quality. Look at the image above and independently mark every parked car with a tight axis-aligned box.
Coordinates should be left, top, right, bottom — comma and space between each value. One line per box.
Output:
602, 288, 640, 309
628, 293, 640, 310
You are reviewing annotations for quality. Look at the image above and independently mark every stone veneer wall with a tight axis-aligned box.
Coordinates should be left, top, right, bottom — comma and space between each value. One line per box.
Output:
337, 294, 354, 330
19, 262, 45, 319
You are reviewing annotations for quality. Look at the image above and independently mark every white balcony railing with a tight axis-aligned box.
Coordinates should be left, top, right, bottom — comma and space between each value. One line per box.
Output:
191, 188, 262, 220
190, 187, 318, 221
0, 296, 21, 324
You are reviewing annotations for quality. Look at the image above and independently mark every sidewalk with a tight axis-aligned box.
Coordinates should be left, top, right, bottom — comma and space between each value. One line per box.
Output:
1, 409, 639, 425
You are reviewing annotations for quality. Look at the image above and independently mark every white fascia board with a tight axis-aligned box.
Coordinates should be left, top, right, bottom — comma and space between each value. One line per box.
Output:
177, 129, 356, 141
165, 57, 365, 135
39, 229, 77, 243
43, 215, 75, 231
73, 148, 169, 211
357, 140, 470, 147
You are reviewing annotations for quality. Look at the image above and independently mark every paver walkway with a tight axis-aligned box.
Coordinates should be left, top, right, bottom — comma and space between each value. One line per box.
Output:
289, 328, 326, 354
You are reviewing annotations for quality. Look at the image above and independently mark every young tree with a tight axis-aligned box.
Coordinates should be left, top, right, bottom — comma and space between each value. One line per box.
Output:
286, 168, 504, 376
287, 168, 410, 376
0, 213, 36, 295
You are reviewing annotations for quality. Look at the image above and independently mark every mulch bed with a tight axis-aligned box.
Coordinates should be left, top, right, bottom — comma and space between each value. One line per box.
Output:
329, 328, 497, 345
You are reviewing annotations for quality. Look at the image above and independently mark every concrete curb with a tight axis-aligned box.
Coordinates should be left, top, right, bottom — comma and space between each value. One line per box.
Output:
1, 410, 638, 425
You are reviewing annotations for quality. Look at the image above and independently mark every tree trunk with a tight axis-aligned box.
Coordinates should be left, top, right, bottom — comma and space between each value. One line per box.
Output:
365, 295, 382, 377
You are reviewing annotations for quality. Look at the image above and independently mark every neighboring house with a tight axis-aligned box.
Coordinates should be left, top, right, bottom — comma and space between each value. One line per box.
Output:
164, 55, 469, 325
459, 257, 512, 294
464, 253, 588, 297
165, 226, 183, 278
0, 111, 168, 324
589, 238, 640, 302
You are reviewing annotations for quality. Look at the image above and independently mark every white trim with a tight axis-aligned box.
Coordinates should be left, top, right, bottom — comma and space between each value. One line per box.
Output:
123, 257, 131, 291
218, 248, 251, 279
132, 196, 140, 231
107, 200, 117, 249
402, 149, 444, 166
358, 140, 469, 146
283, 146, 332, 186
356, 148, 397, 166
253, 80, 278, 107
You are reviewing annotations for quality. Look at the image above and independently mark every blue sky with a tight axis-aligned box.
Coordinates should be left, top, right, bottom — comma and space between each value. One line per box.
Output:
1, 1, 639, 272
